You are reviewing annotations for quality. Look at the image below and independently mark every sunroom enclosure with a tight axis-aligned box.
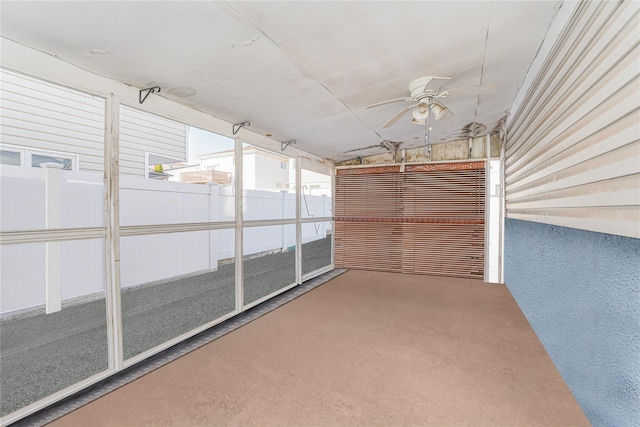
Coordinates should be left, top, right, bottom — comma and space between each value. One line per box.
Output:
0, 68, 333, 423
0, 61, 503, 425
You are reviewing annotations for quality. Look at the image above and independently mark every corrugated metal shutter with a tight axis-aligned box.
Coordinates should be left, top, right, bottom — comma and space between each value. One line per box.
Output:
119, 106, 187, 176
505, 1, 640, 238
335, 161, 485, 279
0, 68, 105, 172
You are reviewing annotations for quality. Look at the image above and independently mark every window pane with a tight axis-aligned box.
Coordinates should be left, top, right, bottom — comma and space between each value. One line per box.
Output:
31, 153, 73, 170
301, 168, 332, 277
301, 169, 331, 219
243, 144, 296, 221
121, 230, 236, 361
119, 119, 235, 226
302, 220, 333, 277
243, 224, 296, 305
0, 239, 108, 417
0, 150, 21, 166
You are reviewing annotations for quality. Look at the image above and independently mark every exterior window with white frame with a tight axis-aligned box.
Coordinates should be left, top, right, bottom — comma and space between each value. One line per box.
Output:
0, 147, 24, 166
0, 144, 78, 171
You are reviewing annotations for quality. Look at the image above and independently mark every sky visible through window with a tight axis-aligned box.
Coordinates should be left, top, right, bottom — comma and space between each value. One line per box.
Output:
187, 126, 234, 165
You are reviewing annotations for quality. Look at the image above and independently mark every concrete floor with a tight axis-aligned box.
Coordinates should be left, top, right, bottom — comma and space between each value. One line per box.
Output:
50, 270, 589, 426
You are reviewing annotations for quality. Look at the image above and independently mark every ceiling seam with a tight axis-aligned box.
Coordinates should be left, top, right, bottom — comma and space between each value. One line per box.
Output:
223, 1, 386, 145
473, 2, 493, 137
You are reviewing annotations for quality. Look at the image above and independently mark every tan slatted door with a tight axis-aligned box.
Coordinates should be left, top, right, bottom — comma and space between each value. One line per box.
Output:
402, 164, 485, 278
335, 166, 403, 272
335, 162, 485, 279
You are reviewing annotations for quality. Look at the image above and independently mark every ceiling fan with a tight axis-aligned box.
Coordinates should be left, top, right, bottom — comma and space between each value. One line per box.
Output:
366, 76, 496, 128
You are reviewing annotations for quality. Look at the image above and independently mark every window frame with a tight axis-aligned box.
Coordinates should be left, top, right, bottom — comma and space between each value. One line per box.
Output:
0, 144, 79, 171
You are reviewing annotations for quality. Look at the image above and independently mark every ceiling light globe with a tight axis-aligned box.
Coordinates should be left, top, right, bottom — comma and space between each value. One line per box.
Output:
412, 104, 430, 121
431, 103, 448, 120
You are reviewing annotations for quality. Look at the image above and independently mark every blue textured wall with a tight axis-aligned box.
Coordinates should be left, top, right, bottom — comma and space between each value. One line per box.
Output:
504, 218, 640, 426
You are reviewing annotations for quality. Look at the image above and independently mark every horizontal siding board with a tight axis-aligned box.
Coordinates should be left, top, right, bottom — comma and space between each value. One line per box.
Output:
1, 69, 106, 107
119, 144, 184, 159
119, 124, 187, 148
0, 83, 104, 116
119, 106, 187, 176
0, 88, 105, 121
0, 106, 104, 136
505, 1, 640, 238
1, 118, 104, 145
507, 140, 640, 200
120, 106, 186, 137
74, 161, 104, 172
508, 174, 640, 210
506, 111, 638, 193
120, 133, 185, 153
507, 5, 638, 157
1, 125, 104, 155
507, 1, 625, 147
506, 64, 639, 181
0, 69, 105, 172
0, 94, 104, 123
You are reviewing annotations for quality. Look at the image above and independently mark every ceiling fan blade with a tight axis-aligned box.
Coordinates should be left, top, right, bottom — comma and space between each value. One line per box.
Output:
440, 109, 455, 121
445, 84, 498, 97
422, 76, 451, 93
383, 104, 415, 128
366, 97, 412, 109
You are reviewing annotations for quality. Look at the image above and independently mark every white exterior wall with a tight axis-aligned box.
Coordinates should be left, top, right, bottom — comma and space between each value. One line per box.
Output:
201, 149, 293, 190
201, 153, 235, 175
0, 68, 105, 172
505, 1, 640, 238
254, 152, 290, 190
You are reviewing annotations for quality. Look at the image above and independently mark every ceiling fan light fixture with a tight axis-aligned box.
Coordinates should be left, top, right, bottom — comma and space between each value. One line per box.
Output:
411, 103, 430, 121
431, 103, 448, 120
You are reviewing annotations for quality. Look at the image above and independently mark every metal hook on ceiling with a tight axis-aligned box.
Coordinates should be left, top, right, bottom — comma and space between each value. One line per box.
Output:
233, 121, 250, 135
281, 140, 296, 151
139, 86, 161, 104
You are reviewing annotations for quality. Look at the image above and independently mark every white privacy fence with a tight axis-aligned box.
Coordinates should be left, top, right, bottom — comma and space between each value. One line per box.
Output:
0, 166, 331, 315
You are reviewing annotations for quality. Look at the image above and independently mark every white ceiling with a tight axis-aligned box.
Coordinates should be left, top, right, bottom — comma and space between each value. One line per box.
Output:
0, 1, 561, 162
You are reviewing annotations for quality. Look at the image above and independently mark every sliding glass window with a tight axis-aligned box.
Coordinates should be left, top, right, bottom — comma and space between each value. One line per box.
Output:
118, 111, 236, 362
241, 144, 297, 307
0, 69, 108, 418
301, 168, 333, 278
0, 69, 336, 423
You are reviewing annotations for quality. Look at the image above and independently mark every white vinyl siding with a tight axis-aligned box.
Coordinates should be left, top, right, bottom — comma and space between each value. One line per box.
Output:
119, 106, 186, 176
505, 1, 640, 238
0, 68, 105, 172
